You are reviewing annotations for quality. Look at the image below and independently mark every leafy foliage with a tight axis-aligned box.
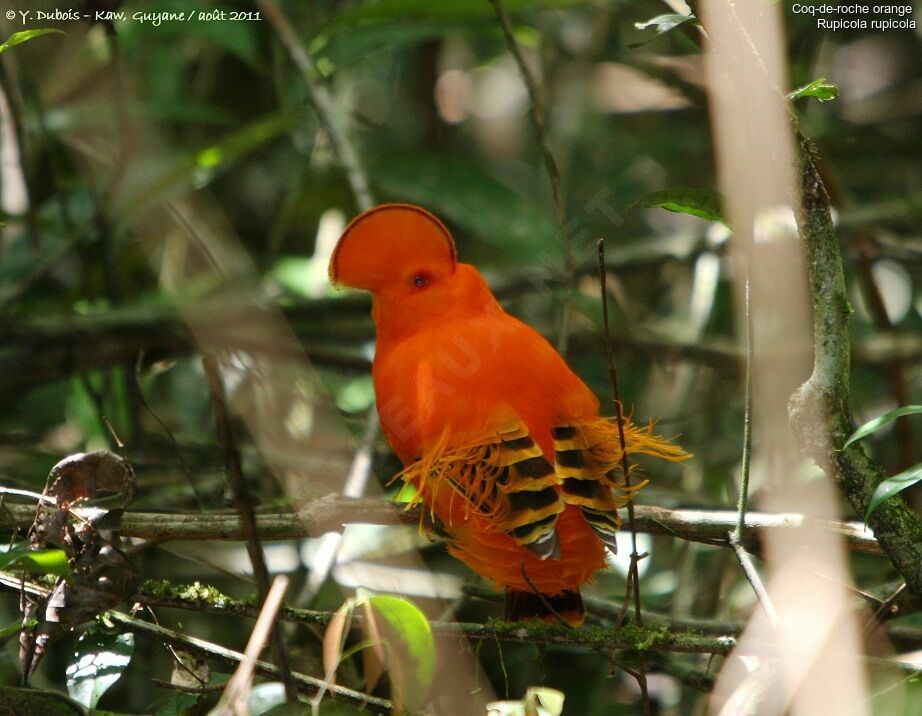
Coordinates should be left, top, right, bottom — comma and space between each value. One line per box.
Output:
842, 406, 922, 521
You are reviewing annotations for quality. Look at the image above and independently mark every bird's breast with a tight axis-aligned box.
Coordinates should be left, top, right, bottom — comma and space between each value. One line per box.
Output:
372, 315, 597, 460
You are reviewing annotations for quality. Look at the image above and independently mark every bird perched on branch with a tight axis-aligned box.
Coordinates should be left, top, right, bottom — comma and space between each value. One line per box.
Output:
329, 204, 686, 625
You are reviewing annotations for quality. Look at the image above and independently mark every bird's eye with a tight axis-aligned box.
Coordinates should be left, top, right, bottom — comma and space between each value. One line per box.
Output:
411, 273, 430, 289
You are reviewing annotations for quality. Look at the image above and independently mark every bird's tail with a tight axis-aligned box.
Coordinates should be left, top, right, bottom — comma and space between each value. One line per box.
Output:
504, 588, 585, 627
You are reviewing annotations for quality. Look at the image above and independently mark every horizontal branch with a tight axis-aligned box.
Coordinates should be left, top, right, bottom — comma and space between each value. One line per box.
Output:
0, 494, 881, 555
134, 579, 736, 655
135, 580, 922, 668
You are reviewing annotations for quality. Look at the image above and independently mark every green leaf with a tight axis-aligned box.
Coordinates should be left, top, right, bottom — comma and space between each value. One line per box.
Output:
0, 29, 65, 55
843, 406, 922, 449
632, 187, 727, 226
788, 78, 839, 103
65, 622, 135, 709
0, 544, 71, 578
358, 595, 434, 713
0, 617, 36, 640
865, 462, 922, 522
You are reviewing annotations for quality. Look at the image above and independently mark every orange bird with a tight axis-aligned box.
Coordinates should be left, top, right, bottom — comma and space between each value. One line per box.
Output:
329, 204, 686, 625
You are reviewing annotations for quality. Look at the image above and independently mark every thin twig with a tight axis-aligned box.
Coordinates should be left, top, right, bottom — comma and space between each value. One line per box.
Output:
519, 561, 570, 629
215, 575, 290, 715
202, 356, 298, 702
729, 542, 778, 625
257, 0, 374, 213
111, 611, 391, 712
490, 0, 575, 353
862, 582, 907, 637
150, 678, 225, 694
728, 280, 778, 624
134, 352, 204, 505
598, 239, 651, 716
0, 487, 54, 505
733, 279, 755, 544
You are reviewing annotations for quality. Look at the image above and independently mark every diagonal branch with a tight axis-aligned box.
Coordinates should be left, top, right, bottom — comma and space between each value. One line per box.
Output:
257, 0, 374, 212
788, 136, 922, 597
489, 0, 575, 352
0, 574, 391, 713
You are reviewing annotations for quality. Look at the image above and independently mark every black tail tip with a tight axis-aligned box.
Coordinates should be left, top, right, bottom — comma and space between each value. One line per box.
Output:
504, 588, 585, 627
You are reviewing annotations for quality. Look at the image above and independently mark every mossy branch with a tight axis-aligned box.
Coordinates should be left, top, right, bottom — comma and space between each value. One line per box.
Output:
134, 579, 734, 656
789, 135, 922, 596
133, 579, 922, 666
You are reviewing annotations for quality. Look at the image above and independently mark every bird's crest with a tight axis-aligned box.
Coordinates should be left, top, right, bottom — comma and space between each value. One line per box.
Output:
328, 203, 457, 291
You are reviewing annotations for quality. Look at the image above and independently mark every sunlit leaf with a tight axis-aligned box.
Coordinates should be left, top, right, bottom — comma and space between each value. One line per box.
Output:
865, 463, 922, 522
634, 13, 695, 34
788, 78, 839, 103
632, 187, 727, 226
0, 29, 65, 55
631, 13, 696, 47
842, 405, 922, 449
357, 595, 434, 714
65, 622, 134, 709
0, 544, 71, 578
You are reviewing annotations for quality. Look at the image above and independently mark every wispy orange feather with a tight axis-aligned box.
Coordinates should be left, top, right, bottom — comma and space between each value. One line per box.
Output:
330, 204, 687, 625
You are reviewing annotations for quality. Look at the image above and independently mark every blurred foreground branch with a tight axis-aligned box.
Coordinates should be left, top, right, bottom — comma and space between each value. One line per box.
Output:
0, 496, 883, 554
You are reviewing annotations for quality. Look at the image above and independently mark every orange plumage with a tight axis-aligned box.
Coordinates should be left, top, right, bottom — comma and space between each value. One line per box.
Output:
329, 204, 686, 625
